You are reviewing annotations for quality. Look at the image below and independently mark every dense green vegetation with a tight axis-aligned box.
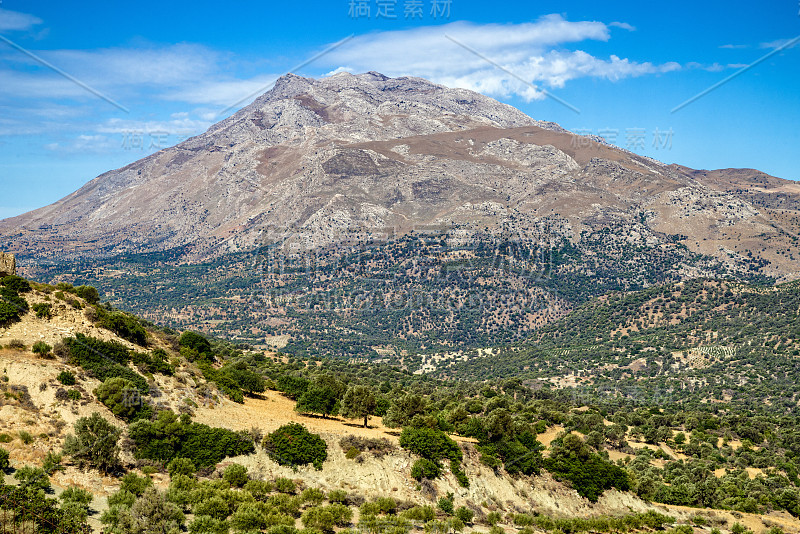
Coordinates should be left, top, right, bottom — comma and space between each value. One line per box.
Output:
128, 411, 255, 468
29, 218, 765, 355
447, 278, 800, 415
61, 333, 150, 393
0, 275, 29, 325
263, 423, 328, 470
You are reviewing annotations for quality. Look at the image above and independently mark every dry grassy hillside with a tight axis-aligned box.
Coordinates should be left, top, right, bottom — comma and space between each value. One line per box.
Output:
2, 281, 800, 533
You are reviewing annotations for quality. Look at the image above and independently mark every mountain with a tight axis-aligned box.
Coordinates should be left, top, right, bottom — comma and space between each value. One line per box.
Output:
3, 72, 800, 350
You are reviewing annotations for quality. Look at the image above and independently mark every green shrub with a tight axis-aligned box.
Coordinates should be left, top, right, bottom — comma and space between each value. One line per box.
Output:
179, 331, 213, 357
32, 341, 52, 356
32, 302, 52, 319
301, 487, 325, 505
411, 458, 441, 480
302, 504, 353, 532
198, 361, 243, 403
400, 426, 467, 486
374, 497, 397, 515
223, 463, 249, 487
731, 524, 753, 534
485, 511, 502, 526
455, 507, 474, 524
62, 412, 122, 472
60, 500, 90, 525
14, 466, 51, 492
0, 433, 11, 443
168, 457, 196, 478
327, 503, 353, 526
18, 430, 34, 444
263, 423, 328, 470
120, 472, 153, 496
345, 447, 360, 460
116, 487, 184, 533
95, 377, 152, 422
57, 370, 76, 385
327, 489, 347, 503
0, 447, 9, 470
95, 308, 148, 346
43, 451, 64, 474
450, 459, 469, 488
193, 495, 230, 521
189, 515, 230, 534
437, 496, 454, 515
544, 433, 630, 502
244, 479, 274, 500
60, 486, 93, 507
401, 506, 435, 522
132, 348, 175, 376
275, 477, 297, 494
302, 506, 336, 533
267, 493, 301, 516
399, 427, 462, 463
231, 502, 293, 531
74, 285, 100, 304
0, 298, 24, 325
67, 389, 81, 401
360, 501, 381, 517
108, 489, 137, 508
2, 275, 31, 293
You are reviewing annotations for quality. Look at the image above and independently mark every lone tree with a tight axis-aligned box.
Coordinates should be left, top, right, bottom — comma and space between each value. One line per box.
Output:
62, 412, 122, 473
295, 375, 345, 418
341, 385, 377, 428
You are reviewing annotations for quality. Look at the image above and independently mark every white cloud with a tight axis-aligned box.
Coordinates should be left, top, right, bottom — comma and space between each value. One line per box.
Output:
161, 74, 282, 106
0, 9, 42, 31
323, 16, 680, 101
44, 134, 116, 153
720, 44, 749, 49
96, 117, 212, 135
760, 38, 799, 50
686, 62, 730, 72
609, 22, 636, 31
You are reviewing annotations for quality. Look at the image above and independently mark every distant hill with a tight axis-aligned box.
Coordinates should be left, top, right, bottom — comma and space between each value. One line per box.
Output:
434, 277, 800, 415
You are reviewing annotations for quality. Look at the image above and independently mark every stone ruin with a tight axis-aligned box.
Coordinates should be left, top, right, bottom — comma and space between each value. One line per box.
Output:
0, 252, 16, 277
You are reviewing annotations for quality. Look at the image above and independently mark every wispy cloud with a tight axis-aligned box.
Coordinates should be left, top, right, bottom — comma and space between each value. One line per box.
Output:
323, 16, 679, 101
609, 22, 636, 31
0, 8, 42, 31
760, 38, 799, 50
162, 75, 283, 106
719, 44, 749, 49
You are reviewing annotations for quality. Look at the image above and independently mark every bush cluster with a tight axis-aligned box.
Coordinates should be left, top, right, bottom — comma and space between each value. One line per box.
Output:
263, 423, 328, 470
62, 333, 149, 392
128, 410, 255, 468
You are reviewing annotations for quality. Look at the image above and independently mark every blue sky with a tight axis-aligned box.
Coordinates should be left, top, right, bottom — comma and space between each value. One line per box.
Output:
1, 0, 798, 219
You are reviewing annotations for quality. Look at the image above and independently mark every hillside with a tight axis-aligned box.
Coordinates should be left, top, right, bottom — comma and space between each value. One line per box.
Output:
434, 278, 800, 414
4, 274, 800, 533
3, 73, 800, 352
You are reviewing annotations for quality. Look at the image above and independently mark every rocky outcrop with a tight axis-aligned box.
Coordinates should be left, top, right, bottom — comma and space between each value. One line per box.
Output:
0, 252, 15, 276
